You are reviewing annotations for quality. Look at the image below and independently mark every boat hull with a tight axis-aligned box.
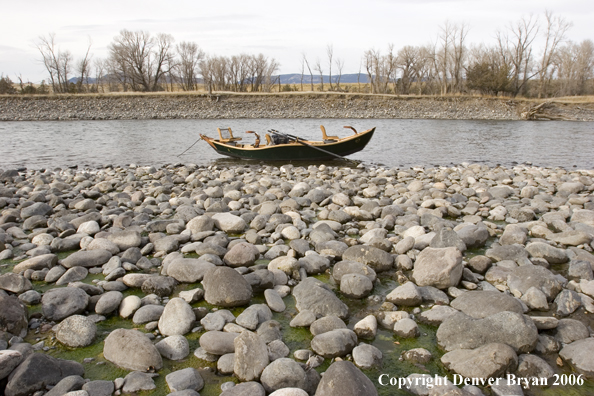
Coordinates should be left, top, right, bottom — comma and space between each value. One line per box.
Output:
202, 128, 375, 161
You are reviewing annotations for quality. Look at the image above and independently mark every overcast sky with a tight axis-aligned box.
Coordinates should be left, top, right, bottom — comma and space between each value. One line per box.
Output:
2, 0, 593, 83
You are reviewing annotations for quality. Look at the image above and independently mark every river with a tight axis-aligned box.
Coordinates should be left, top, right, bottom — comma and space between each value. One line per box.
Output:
1, 119, 593, 170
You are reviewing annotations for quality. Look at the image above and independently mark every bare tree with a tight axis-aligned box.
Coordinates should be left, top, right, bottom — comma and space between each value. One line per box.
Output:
314, 58, 324, 91
537, 10, 572, 97
335, 58, 344, 91
108, 30, 175, 91
76, 38, 93, 93
451, 23, 469, 93
176, 41, 204, 91
556, 39, 594, 96
496, 15, 539, 96
302, 53, 314, 91
36, 33, 73, 93
327, 44, 334, 90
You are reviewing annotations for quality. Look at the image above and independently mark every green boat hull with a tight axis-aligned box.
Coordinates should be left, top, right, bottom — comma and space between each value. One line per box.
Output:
205, 128, 375, 161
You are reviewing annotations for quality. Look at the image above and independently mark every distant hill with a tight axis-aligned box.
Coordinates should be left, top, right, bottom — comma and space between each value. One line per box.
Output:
278, 73, 369, 84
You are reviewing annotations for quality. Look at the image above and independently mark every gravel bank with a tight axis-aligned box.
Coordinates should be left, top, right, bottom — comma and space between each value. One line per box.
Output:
1, 162, 594, 395
1, 94, 593, 121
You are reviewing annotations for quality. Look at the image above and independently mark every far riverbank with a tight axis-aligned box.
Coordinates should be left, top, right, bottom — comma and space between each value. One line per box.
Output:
1, 93, 593, 121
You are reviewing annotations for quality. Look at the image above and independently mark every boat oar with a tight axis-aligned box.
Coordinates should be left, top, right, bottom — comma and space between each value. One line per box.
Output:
271, 131, 359, 163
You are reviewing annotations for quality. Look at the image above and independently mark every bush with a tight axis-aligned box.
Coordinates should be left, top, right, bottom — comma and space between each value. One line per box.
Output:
0, 75, 17, 94
466, 61, 512, 96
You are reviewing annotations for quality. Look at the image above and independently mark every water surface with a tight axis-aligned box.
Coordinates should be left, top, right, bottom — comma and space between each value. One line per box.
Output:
1, 119, 592, 170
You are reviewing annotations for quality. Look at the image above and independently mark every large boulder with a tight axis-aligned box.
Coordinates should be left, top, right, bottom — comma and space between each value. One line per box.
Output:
412, 247, 463, 289
107, 230, 142, 250
314, 361, 378, 396
450, 290, 524, 318
293, 277, 349, 319
437, 311, 538, 353
4, 353, 83, 396
224, 242, 258, 267
526, 242, 569, 264
203, 266, 252, 307
41, 287, 89, 321
103, 329, 163, 371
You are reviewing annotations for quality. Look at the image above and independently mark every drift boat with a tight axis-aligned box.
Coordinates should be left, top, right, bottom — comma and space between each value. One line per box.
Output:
199, 125, 376, 161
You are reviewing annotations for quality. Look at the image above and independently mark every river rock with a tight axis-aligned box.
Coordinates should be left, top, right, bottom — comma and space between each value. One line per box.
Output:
212, 213, 247, 233
234, 330, 270, 381
441, 343, 518, 379
352, 343, 383, 369
156, 335, 190, 360
42, 287, 89, 321
224, 242, 258, 267
507, 265, 563, 300
54, 315, 96, 349
450, 290, 524, 318
340, 273, 373, 298
264, 289, 286, 312
121, 371, 156, 393
353, 315, 378, 339
107, 230, 142, 250
516, 354, 555, 382
166, 367, 204, 393
554, 289, 582, 316
526, 242, 569, 264
0, 273, 32, 294
220, 382, 266, 396
61, 249, 112, 269
199, 331, 239, 355
393, 318, 419, 338
332, 260, 376, 283
412, 247, 463, 289
21, 202, 52, 219
293, 277, 348, 319
141, 276, 177, 297
553, 318, 590, 344
310, 316, 347, 336
203, 266, 252, 307
13, 253, 57, 273
314, 360, 378, 396
55, 266, 88, 286
167, 258, 215, 283
437, 311, 538, 353
120, 295, 142, 318
386, 282, 423, 306
132, 304, 164, 324
342, 245, 393, 272
0, 350, 22, 380
4, 353, 83, 396
260, 358, 311, 394
158, 297, 195, 336
103, 328, 163, 371
559, 338, 594, 377
311, 328, 357, 358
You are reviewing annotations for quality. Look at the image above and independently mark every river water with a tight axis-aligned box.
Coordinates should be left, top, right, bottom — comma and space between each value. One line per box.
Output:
1, 119, 593, 170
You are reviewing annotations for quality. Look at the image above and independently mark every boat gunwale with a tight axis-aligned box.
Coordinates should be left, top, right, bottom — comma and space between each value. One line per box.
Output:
201, 127, 375, 152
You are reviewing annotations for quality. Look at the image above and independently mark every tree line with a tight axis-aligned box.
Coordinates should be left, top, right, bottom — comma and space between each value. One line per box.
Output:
0, 11, 592, 97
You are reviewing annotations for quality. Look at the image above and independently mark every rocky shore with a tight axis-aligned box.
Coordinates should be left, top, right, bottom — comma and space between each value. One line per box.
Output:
1, 162, 594, 396
1, 94, 593, 121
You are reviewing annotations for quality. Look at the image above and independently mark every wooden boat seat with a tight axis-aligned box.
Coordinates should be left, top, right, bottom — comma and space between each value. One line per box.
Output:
320, 125, 339, 142
265, 134, 272, 146
217, 127, 242, 144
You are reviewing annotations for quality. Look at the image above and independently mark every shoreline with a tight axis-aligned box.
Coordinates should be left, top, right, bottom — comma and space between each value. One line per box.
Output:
1, 93, 594, 121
